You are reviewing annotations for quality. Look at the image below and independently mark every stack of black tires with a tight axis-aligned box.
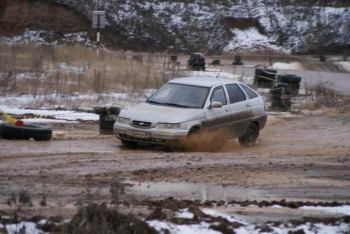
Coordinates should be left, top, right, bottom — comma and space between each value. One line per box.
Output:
187, 53, 206, 71
276, 74, 301, 96
270, 75, 301, 111
94, 107, 121, 135
269, 83, 292, 112
254, 68, 301, 112
254, 68, 277, 88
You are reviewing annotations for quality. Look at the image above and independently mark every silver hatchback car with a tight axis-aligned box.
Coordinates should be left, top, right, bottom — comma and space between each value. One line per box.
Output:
114, 77, 267, 150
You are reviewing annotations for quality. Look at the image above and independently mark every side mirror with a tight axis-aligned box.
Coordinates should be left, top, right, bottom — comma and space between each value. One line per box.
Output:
210, 101, 222, 109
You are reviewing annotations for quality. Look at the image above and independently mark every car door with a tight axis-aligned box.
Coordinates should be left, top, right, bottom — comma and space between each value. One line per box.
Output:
202, 85, 231, 132
224, 83, 253, 137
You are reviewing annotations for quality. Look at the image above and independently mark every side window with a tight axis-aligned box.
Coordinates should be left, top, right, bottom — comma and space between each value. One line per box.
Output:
225, 84, 246, 104
240, 84, 258, 99
211, 86, 227, 105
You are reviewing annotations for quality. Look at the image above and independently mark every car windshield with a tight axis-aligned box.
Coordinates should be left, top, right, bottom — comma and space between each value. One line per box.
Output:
147, 83, 210, 108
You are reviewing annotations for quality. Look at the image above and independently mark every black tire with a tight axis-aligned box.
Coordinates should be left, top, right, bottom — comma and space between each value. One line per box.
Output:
256, 81, 273, 88
277, 75, 301, 84
239, 123, 259, 147
255, 69, 277, 80
211, 59, 220, 65
270, 88, 283, 95
99, 120, 115, 130
108, 107, 120, 115
94, 107, 108, 115
0, 123, 52, 141
121, 140, 138, 148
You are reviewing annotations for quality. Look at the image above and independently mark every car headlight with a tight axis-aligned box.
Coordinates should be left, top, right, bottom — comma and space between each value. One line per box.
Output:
117, 117, 130, 124
157, 123, 181, 129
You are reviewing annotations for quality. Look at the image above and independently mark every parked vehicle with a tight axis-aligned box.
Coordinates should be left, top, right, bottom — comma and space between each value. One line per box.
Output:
187, 53, 206, 71
114, 77, 267, 150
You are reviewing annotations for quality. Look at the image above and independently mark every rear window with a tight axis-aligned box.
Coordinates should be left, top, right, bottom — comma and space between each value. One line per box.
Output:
225, 84, 246, 104
240, 84, 259, 99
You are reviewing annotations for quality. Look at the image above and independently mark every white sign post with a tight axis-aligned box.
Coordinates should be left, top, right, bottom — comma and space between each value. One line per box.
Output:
92, 11, 106, 44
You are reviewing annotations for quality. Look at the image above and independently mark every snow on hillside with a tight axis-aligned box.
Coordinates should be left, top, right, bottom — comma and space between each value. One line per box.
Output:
0, 29, 95, 46
224, 28, 285, 52
55, 0, 350, 53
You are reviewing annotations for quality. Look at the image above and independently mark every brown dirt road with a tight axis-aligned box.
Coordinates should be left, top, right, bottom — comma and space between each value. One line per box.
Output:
0, 109, 349, 214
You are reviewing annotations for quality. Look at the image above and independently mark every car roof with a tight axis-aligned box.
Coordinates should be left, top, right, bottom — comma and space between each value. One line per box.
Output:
169, 76, 240, 88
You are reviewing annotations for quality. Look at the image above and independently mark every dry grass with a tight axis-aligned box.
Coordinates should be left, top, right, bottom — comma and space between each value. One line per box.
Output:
0, 44, 177, 96
297, 81, 350, 112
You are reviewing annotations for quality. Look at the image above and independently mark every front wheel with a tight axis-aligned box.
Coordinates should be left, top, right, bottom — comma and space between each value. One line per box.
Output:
239, 123, 259, 147
121, 140, 138, 148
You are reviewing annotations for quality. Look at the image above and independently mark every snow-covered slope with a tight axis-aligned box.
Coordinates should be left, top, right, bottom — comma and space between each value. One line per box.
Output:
56, 0, 350, 53
7, 0, 350, 53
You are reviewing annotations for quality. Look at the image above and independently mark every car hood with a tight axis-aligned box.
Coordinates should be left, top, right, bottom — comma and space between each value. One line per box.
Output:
120, 103, 205, 123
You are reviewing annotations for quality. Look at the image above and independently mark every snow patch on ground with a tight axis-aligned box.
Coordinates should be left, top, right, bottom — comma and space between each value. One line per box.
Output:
23, 118, 79, 124
300, 205, 350, 216
0, 92, 140, 110
271, 62, 304, 71
0, 106, 98, 121
5, 222, 42, 234
176, 209, 194, 219
337, 62, 350, 72
147, 220, 220, 234
201, 208, 246, 224
149, 208, 350, 234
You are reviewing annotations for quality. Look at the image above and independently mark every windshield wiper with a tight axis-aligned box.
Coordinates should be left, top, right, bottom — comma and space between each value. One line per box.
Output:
147, 100, 162, 104
147, 100, 191, 108
161, 102, 190, 108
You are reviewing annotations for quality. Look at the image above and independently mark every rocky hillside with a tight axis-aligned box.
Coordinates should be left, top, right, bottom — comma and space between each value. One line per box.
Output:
1, 0, 350, 53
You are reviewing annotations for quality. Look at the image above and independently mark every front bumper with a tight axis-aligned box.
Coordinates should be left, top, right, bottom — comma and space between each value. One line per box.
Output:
113, 122, 189, 145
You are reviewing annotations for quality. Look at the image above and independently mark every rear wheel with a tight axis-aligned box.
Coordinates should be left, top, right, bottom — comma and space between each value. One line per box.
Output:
239, 123, 259, 147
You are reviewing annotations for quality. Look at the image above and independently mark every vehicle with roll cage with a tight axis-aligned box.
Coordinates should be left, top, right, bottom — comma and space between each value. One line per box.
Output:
113, 77, 267, 150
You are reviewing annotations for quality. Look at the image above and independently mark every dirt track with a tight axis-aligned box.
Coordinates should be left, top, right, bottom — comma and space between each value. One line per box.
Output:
0, 109, 349, 215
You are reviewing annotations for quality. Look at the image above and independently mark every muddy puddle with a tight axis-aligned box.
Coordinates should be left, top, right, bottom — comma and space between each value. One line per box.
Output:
124, 181, 269, 201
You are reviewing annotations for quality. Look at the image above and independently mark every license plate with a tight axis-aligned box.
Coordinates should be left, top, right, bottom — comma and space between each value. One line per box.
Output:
126, 130, 151, 139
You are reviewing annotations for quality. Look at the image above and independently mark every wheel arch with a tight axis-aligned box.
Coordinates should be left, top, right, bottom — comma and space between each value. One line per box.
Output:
188, 125, 201, 135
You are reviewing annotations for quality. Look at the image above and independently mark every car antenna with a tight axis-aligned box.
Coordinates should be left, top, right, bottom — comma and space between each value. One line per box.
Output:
216, 70, 222, 79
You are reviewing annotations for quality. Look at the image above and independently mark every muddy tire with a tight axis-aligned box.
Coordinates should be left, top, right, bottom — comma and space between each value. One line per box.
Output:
108, 107, 120, 115
239, 123, 259, 147
121, 140, 138, 148
99, 114, 117, 135
277, 75, 301, 84
94, 107, 108, 115
0, 123, 52, 141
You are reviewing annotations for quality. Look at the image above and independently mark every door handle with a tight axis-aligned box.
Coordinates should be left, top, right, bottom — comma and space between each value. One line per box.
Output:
246, 103, 251, 107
